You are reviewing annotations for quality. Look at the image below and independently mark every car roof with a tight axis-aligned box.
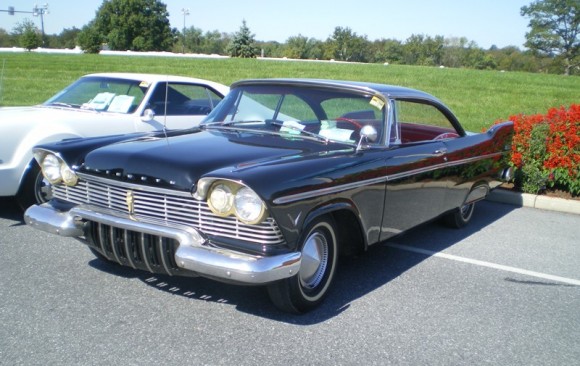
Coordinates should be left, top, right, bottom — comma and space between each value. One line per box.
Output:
231, 78, 440, 102
83, 72, 229, 94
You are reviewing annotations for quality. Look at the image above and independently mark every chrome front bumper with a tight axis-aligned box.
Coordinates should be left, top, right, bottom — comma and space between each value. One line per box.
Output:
24, 203, 301, 284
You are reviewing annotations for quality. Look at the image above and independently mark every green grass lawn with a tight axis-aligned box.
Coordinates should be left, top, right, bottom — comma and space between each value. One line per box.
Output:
1, 52, 579, 131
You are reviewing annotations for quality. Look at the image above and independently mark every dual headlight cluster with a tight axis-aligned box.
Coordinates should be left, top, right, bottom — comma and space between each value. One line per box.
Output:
37, 152, 78, 186
202, 180, 267, 225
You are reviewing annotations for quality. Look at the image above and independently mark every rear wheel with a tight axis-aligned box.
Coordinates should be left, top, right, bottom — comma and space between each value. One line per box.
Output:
16, 162, 52, 211
443, 202, 475, 228
267, 216, 338, 313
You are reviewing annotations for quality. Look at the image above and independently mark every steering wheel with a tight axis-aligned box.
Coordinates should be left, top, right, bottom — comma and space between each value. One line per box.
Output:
336, 117, 363, 129
433, 132, 459, 140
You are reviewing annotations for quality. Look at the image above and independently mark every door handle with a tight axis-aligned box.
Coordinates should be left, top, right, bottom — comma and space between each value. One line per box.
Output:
433, 148, 447, 156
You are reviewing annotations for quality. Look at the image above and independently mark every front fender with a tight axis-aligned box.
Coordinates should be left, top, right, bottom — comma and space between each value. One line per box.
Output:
0, 127, 81, 196
276, 199, 365, 252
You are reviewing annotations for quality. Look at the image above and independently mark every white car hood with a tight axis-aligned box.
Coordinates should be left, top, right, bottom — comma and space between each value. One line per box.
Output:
0, 105, 105, 124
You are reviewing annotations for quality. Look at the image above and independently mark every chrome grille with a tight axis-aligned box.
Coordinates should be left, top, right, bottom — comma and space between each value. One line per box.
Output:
53, 176, 285, 245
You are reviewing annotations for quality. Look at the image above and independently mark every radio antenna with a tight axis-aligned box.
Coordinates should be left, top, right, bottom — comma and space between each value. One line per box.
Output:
163, 76, 169, 139
0, 59, 5, 105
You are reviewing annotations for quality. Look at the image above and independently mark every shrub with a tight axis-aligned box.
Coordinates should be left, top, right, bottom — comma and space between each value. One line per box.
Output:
505, 104, 580, 196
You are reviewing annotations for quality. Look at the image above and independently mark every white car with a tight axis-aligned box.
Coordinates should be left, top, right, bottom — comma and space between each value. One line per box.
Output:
0, 72, 229, 209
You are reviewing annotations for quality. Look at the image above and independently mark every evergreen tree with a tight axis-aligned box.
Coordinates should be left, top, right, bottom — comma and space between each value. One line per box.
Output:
227, 20, 258, 58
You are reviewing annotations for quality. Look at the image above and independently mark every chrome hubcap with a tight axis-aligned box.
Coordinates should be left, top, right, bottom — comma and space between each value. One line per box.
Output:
299, 232, 328, 289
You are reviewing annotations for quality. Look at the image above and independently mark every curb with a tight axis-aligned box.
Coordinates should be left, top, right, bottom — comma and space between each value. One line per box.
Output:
487, 189, 580, 215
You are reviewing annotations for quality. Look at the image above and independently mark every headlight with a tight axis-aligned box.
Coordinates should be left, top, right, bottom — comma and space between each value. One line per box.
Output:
234, 186, 266, 224
41, 154, 62, 184
208, 183, 234, 215
39, 152, 78, 186
205, 180, 267, 224
61, 165, 79, 186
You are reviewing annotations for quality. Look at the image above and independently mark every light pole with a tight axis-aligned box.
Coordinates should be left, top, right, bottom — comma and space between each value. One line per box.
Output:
181, 8, 189, 53
33, 3, 49, 46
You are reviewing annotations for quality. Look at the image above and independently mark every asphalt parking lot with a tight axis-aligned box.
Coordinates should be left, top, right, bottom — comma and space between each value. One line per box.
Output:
1, 197, 579, 365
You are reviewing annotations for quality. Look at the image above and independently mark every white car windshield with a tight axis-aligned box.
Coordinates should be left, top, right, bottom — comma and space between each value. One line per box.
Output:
43, 76, 150, 114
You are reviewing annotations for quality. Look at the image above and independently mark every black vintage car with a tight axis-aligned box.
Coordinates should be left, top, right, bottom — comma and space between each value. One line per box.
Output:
25, 79, 513, 313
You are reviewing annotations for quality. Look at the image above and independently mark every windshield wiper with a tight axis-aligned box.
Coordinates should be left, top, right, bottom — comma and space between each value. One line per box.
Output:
221, 120, 265, 126
268, 121, 329, 143
46, 102, 77, 108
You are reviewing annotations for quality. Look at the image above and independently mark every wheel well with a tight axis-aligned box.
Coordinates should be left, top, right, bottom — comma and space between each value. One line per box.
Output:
17, 159, 39, 193
329, 209, 365, 257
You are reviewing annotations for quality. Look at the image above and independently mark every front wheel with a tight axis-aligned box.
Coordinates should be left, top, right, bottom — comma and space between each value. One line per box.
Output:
16, 162, 52, 211
267, 216, 338, 313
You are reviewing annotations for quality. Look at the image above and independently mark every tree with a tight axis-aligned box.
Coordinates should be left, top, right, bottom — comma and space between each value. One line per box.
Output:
182, 25, 204, 53
521, 0, 580, 75
284, 34, 321, 59
227, 20, 258, 58
13, 19, 41, 51
202, 31, 231, 55
0, 28, 17, 47
402, 34, 445, 66
48, 27, 81, 49
325, 26, 371, 62
78, 22, 104, 53
81, 0, 173, 52
370, 38, 403, 64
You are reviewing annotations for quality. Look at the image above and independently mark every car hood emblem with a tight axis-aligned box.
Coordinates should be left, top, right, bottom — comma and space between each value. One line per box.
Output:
126, 190, 135, 215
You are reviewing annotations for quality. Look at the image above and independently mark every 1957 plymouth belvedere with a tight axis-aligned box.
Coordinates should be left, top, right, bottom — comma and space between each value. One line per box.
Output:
25, 79, 513, 313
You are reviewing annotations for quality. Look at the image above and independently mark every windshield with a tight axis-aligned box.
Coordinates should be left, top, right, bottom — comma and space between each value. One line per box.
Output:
202, 85, 386, 144
43, 76, 149, 114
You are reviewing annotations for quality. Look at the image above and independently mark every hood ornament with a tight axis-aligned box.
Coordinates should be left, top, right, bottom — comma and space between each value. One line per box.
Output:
126, 190, 135, 215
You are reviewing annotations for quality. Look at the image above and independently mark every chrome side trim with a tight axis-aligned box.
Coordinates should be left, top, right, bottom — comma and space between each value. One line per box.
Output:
386, 152, 503, 181
273, 151, 504, 204
273, 176, 387, 205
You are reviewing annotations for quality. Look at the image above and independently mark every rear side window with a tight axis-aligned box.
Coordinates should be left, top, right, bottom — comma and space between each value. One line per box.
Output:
148, 83, 223, 116
394, 100, 459, 143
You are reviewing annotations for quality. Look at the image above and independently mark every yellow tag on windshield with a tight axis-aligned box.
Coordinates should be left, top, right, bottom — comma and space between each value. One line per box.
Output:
370, 96, 385, 110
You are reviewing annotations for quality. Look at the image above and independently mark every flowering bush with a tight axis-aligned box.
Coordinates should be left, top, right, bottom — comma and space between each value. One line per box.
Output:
503, 104, 580, 196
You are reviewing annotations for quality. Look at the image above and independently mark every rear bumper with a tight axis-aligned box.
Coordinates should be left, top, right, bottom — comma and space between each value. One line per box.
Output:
25, 203, 301, 284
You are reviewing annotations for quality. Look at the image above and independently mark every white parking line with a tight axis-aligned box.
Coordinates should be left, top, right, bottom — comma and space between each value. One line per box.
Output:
385, 243, 580, 286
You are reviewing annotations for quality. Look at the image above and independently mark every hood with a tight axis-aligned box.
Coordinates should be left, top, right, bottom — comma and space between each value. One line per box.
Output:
0, 105, 100, 123
0, 105, 104, 139
80, 129, 351, 191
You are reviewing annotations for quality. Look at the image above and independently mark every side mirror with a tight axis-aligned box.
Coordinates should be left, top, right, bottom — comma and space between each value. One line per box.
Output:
141, 108, 155, 122
360, 125, 378, 143
356, 125, 378, 152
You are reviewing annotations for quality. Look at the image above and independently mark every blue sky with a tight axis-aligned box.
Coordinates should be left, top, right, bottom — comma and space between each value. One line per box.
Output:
1, 0, 532, 49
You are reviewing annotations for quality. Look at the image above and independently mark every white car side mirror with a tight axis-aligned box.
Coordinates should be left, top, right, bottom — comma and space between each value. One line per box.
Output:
141, 108, 155, 122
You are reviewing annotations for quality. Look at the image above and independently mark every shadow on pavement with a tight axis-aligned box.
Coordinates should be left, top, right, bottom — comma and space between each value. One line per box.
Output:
0, 198, 26, 224
84, 200, 517, 324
